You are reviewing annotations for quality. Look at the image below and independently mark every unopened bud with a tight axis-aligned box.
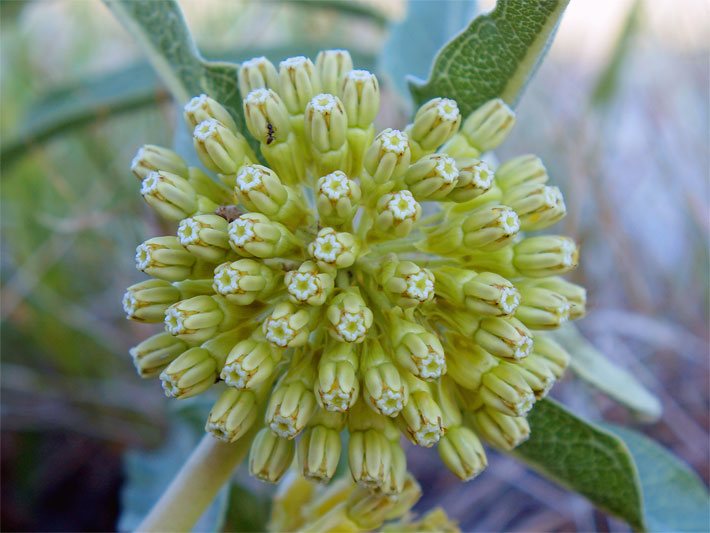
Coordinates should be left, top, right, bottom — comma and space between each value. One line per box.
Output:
316, 49, 353, 95
516, 286, 571, 330
140, 171, 198, 221
305, 93, 349, 174
164, 295, 238, 343
317, 341, 360, 412
184, 94, 237, 133
503, 183, 566, 231
399, 377, 444, 447
228, 212, 300, 259
513, 236, 579, 278
379, 258, 435, 308
445, 337, 498, 390
403, 154, 459, 200
316, 171, 361, 226
278, 56, 321, 115
348, 428, 391, 490
460, 98, 515, 152
129, 332, 187, 378
341, 69, 379, 128
193, 119, 252, 175
122, 279, 180, 322
408, 97, 461, 160
508, 354, 557, 399
372, 190, 421, 239
249, 428, 295, 483
363, 129, 411, 188
213, 259, 279, 305
326, 289, 373, 343
469, 407, 530, 451
445, 158, 494, 203
131, 145, 187, 181
308, 227, 359, 270
475, 316, 533, 360
263, 301, 312, 348
177, 214, 230, 263
222, 331, 281, 389
434, 266, 519, 317
298, 410, 345, 482
135, 236, 196, 282
238, 56, 279, 96
495, 154, 549, 192
438, 426, 487, 481
285, 261, 334, 306
206, 388, 259, 442
361, 340, 408, 417
479, 363, 536, 417
389, 314, 446, 380
531, 334, 570, 379
525, 277, 587, 320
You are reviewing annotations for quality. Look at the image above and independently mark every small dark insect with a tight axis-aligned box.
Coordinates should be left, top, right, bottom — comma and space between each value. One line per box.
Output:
214, 205, 243, 222
266, 123, 275, 145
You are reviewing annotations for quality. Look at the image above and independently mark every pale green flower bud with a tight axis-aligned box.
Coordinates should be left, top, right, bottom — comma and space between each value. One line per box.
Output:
184, 93, 238, 133
206, 388, 259, 442
243, 88, 292, 144
249, 428, 296, 483
278, 56, 321, 115
372, 190, 421, 239
379, 258, 435, 308
177, 214, 230, 263
315, 171, 361, 227
513, 236, 579, 278
403, 153, 459, 200
475, 316, 533, 360
424, 205, 520, 255
326, 289, 373, 343
525, 277, 587, 320
445, 336, 498, 390
382, 474, 422, 521
495, 154, 549, 192
348, 428, 392, 490
434, 266, 519, 317
135, 236, 195, 282
129, 332, 187, 378
469, 407, 530, 451
378, 439, 407, 495
238, 56, 279, 96
131, 144, 187, 181
266, 378, 318, 439
346, 484, 397, 529
445, 158, 494, 203
363, 129, 411, 188
221, 331, 282, 389
408, 97, 461, 160
341, 69, 379, 128
389, 314, 446, 380
531, 334, 570, 379
160, 347, 217, 398
298, 410, 345, 482
285, 261, 334, 306
193, 119, 251, 175
172, 279, 215, 299
461, 98, 515, 152
140, 171, 198, 221
186, 167, 232, 204
213, 259, 279, 305
516, 286, 571, 330
399, 377, 444, 447
509, 353, 557, 399
503, 183, 566, 231
317, 341, 360, 412
316, 49, 353, 95
308, 227, 360, 270
234, 164, 307, 226
479, 363, 536, 417
361, 340, 408, 417
164, 294, 239, 343
305, 93, 349, 175
228, 212, 299, 259
438, 426, 487, 481
122, 279, 180, 322
263, 301, 312, 348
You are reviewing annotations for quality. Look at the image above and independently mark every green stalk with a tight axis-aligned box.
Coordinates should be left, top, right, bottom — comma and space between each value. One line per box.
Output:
138, 433, 252, 532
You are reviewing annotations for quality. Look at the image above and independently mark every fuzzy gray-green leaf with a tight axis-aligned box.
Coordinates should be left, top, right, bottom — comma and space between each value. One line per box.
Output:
409, 0, 569, 115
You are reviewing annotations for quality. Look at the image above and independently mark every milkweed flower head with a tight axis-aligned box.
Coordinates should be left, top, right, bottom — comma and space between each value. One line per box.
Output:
124, 50, 585, 493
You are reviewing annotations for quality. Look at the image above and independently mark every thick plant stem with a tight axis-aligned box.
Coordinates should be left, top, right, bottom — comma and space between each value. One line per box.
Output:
138, 434, 251, 532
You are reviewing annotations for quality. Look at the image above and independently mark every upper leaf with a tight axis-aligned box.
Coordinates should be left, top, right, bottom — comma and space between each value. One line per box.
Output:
409, 0, 569, 115
513, 399, 646, 531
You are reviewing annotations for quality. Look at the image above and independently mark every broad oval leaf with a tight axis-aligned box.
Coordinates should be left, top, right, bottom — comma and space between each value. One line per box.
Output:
513, 399, 646, 531
606, 425, 710, 533
551, 325, 663, 421
409, 0, 569, 115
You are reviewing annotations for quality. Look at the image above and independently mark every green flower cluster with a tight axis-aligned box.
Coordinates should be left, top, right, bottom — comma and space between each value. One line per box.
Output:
124, 50, 585, 493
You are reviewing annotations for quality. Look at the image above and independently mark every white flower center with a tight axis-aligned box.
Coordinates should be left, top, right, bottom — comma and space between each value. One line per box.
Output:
381, 129, 408, 153
122, 292, 137, 317
265, 316, 295, 347
135, 243, 152, 270
498, 208, 520, 234
415, 423, 443, 447
178, 218, 201, 245
221, 361, 250, 389
140, 172, 160, 196
436, 98, 460, 122
560, 239, 577, 266
184, 94, 208, 113
130, 147, 146, 171
322, 388, 352, 412
164, 307, 185, 335
471, 161, 493, 188
513, 335, 533, 360
388, 191, 418, 221
160, 375, 180, 398
245, 88, 271, 105
229, 218, 256, 247
270, 414, 298, 439
280, 56, 308, 69
194, 119, 219, 141
336, 311, 367, 342
347, 69, 373, 82
213, 264, 242, 294
499, 286, 521, 315
242, 56, 268, 69
319, 171, 349, 200
435, 155, 458, 183
417, 348, 446, 379
310, 93, 338, 113
236, 166, 264, 192
405, 271, 434, 302
312, 233, 343, 263
287, 271, 319, 302
374, 388, 404, 417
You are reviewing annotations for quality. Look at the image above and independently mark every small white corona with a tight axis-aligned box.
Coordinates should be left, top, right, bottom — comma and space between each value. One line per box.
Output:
193, 119, 220, 141
264, 316, 296, 347
415, 423, 443, 447
184, 94, 209, 114
436, 98, 460, 122
235, 166, 264, 192
513, 335, 534, 360
140, 171, 161, 196
500, 286, 521, 315
404, 271, 434, 302
319, 171, 349, 200
229, 218, 256, 247
375, 388, 404, 417
381, 129, 408, 153
388, 191, 418, 221
177, 218, 201, 246
287, 271, 319, 302
435, 155, 459, 184
311, 232, 343, 264
498, 208, 521, 235
164, 307, 186, 336
245, 88, 271, 105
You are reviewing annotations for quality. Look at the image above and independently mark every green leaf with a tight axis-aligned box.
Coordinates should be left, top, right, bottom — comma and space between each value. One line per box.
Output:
513, 399, 646, 531
606, 425, 710, 533
379, 0, 478, 98
551, 325, 662, 421
409, 0, 569, 116
102, 0, 255, 151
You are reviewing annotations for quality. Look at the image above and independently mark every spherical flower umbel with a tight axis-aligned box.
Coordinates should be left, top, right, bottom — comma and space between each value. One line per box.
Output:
123, 51, 584, 493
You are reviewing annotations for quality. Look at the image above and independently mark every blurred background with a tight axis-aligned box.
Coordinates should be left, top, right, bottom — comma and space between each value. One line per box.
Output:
1, 0, 708, 531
